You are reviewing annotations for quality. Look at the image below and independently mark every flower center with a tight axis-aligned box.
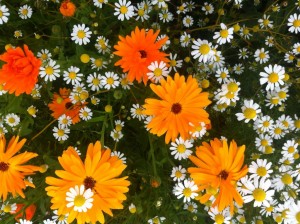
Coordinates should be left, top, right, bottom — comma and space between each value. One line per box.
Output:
243, 108, 256, 119
263, 121, 270, 127
170, 59, 176, 66
220, 72, 227, 78
136, 108, 143, 115
22, 9, 28, 15
92, 78, 100, 85
107, 77, 114, 85
65, 102, 73, 109
153, 68, 162, 77
219, 170, 228, 180
0, 11, 3, 17
253, 188, 266, 202
288, 146, 295, 153
139, 50, 147, 58
57, 129, 65, 136
259, 52, 266, 59
220, 29, 228, 38
138, 9, 144, 16
293, 20, 300, 28
0, 162, 9, 171
175, 171, 182, 178
257, 167, 267, 177
177, 144, 186, 153
8, 117, 15, 124
69, 72, 77, 79
270, 97, 279, 105
45, 66, 54, 75
77, 30, 86, 39
281, 173, 292, 185
84, 176, 96, 190
183, 188, 192, 197
227, 82, 238, 92
296, 211, 300, 222
278, 91, 286, 99
74, 195, 86, 207
266, 206, 274, 212
94, 58, 103, 67
261, 139, 268, 146
120, 6, 128, 14
199, 44, 210, 55
274, 127, 282, 134
215, 214, 225, 224
171, 103, 182, 114
268, 72, 279, 83
263, 19, 270, 26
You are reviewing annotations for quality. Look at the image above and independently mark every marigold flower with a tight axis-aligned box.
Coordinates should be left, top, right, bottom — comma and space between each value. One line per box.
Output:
0, 136, 40, 201
0, 45, 42, 96
45, 141, 130, 224
48, 88, 86, 124
60, 0, 76, 17
114, 26, 169, 84
188, 138, 248, 214
12, 204, 36, 221
143, 73, 211, 144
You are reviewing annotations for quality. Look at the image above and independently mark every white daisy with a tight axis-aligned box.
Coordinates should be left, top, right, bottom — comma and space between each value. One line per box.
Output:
170, 165, 186, 182
182, 15, 194, 27
53, 125, 70, 141
159, 10, 173, 23
202, 2, 214, 15
5, 113, 20, 127
281, 139, 298, 160
254, 115, 274, 133
27, 105, 38, 118
17, 219, 33, 224
37, 49, 52, 62
58, 114, 72, 129
0, 5, 10, 25
93, 0, 108, 8
79, 107, 93, 121
240, 25, 252, 39
1, 202, 17, 213
114, 0, 135, 21
151, 0, 170, 8
213, 23, 234, 45
286, 200, 300, 223
255, 134, 273, 152
168, 53, 182, 72
101, 72, 120, 90
238, 47, 249, 59
191, 39, 215, 63
259, 64, 285, 91
147, 61, 169, 83
87, 72, 102, 91
39, 59, 61, 82
258, 14, 273, 29
215, 67, 230, 84
120, 73, 133, 90
169, 137, 193, 160
183, 201, 198, 213
95, 36, 111, 54
236, 99, 261, 123
18, 5, 33, 19
189, 121, 207, 138
180, 32, 191, 47
66, 185, 94, 212
71, 24, 92, 45
130, 104, 146, 121
110, 129, 124, 142
135, 2, 150, 22
248, 159, 273, 179
269, 123, 286, 140
173, 179, 198, 203
91, 57, 107, 70
63, 66, 83, 85
148, 216, 166, 224
254, 48, 270, 64
208, 206, 231, 224
287, 13, 300, 34
114, 120, 124, 132
233, 63, 244, 75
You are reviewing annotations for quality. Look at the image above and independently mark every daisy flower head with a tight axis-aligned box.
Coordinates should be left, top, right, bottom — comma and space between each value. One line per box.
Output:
27, 105, 38, 118
258, 14, 273, 29
238, 47, 249, 59
254, 115, 274, 133
169, 137, 193, 160
189, 121, 207, 139
287, 13, 300, 34
53, 125, 70, 141
120, 73, 133, 90
95, 36, 111, 54
58, 114, 72, 128
236, 99, 261, 123
0, 4, 10, 24
281, 139, 299, 159
213, 23, 234, 45
18, 5, 33, 19
265, 36, 274, 47
110, 129, 124, 142
208, 206, 232, 224
286, 200, 300, 223
147, 61, 169, 83
184, 201, 198, 213
248, 159, 273, 179
259, 64, 285, 91
135, 2, 150, 22
111, 151, 126, 164
170, 165, 186, 182
180, 32, 191, 47
39, 59, 61, 82
37, 49, 52, 62
254, 48, 270, 64
202, 2, 214, 15
182, 15, 194, 27
191, 39, 215, 63
293, 42, 300, 55
63, 66, 83, 85
255, 133, 273, 153
71, 24, 92, 45
143, 73, 211, 144
130, 103, 146, 121
240, 25, 252, 39
93, 0, 108, 8
100, 72, 120, 90
114, 27, 169, 84
5, 113, 20, 127
66, 185, 93, 213
17, 219, 32, 224
188, 138, 248, 214
148, 216, 166, 224
87, 72, 102, 91
114, 0, 135, 21
159, 10, 173, 23
215, 67, 230, 84
173, 179, 198, 203
0, 136, 40, 201
79, 106, 93, 121
242, 177, 275, 207
14, 30, 23, 38
269, 123, 286, 140
272, 170, 297, 192
45, 142, 130, 224
151, 0, 170, 8
233, 63, 244, 75
91, 57, 107, 70
168, 53, 182, 72
1, 201, 17, 213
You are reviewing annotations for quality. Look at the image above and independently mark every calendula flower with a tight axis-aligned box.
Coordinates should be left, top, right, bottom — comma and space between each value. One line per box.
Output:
143, 73, 211, 143
0, 136, 40, 201
188, 138, 248, 214
0, 45, 41, 96
114, 27, 169, 84
60, 0, 76, 17
45, 141, 130, 224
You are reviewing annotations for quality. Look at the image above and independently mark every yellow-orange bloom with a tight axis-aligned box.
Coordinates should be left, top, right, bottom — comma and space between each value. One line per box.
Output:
188, 138, 248, 214
114, 26, 169, 84
60, 0, 76, 17
143, 73, 211, 144
45, 141, 130, 224
0, 136, 40, 201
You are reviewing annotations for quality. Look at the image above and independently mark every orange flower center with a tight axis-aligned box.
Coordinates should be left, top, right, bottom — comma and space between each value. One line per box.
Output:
219, 170, 228, 180
171, 103, 182, 114
84, 176, 96, 190
0, 162, 9, 171
139, 50, 147, 58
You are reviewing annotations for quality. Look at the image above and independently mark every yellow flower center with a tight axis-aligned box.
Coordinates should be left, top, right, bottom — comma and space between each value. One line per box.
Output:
263, 121, 270, 127
77, 30, 86, 39
220, 72, 227, 78
170, 59, 176, 67
225, 92, 235, 99
259, 52, 266, 59
253, 188, 266, 202
265, 145, 273, 154
257, 167, 267, 177
68, 72, 77, 79
268, 72, 279, 83
227, 82, 238, 92
186, 18, 191, 24
205, 5, 211, 11
282, 121, 289, 128
289, 54, 295, 60
215, 214, 225, 224
243, 108, 256, 119
261, 139, 268, 146
152, 217, 160, 224
187, 205, 194, 212
281, 173, 292, 185
270, 97, 279, 105
58, 215, 66, 221
274, 127, 282, 134
195, 125, 203, 132
121, 78, 128, 86
41, 53, 48, 60
282, 210, 288, 218
179, 5, 184, 11
94, 58, 103, 67
183, 188, 192, 197
296, 211, 300, 222
243, 28, 249, 35
27, 107, 36, 115
220, 29, 229, 38
0, 11, 3, 17
3, 205, 11, 213
120, 6, 128, 14
138, 8, 144, 16
8, 117, 15, 124
73, 195, 86, 207
199, 44, 210, 55
263, 19, 269, 26
256, 219, 264, 224
115, 124, 122, 132
153, 68, 162, 77
293, 20, 300, 28
266, 206, 274, 212
278, 91, 286, 99
274, 215, 283, 223
177, 144, 186, 153
22, 9, 28, 15
92, 78, 100, 85
295, 120, 300, 129
238, 216, 246, 223
107, 77, 114, 85
175, 171, 182, 178
136, 108, 143, 115
45, 66, 54, 75
57, 129, 65, 137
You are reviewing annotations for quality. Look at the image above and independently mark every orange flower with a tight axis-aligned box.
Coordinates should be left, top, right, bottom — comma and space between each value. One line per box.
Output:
188, 138, 248, 214
0, 136, 40, 201
143, 73, 211, 144
114, 27, 169, 84
0, 45, 42, 96
60, 0, 76, 17
12, 204, 36, 221
45, 141, 130, 224
48, 88, 86, 124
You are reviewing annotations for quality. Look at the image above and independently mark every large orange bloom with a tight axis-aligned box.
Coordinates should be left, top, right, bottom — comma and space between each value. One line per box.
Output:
114, 26, 169, 84
60, 0, 76, 17
188, 138, 248, 214
0, 45, 42, 96
45, 141, 130, 224
0, 136, 40, 201
48, 88, 86, 124
143, 73, 211, 144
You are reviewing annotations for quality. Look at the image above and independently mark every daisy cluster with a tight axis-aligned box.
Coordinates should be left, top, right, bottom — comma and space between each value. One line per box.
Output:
0, 0, 299, 223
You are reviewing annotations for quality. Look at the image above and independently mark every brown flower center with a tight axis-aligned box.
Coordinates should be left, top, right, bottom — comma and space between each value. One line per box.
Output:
219, 170, 228, 180
65, 102, 73, 109
0, 162, 9, 171
139, 50, 147, 58
84, 176, 96, 190
171, 103, 182, 114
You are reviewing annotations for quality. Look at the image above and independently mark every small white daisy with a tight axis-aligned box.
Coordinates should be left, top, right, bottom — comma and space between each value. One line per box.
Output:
66, 185, 94, 212
0, 5, 10, 25
27, 105, 38, 118
63, 66, 83, 85
287, 13, 300, 34
215, 67, 230, 84
130, 104, 146, 121
37, 49, 52, 61
180, 32, 191, 47
168, 53, 183, 72
169, 137, 193, 160
71, 24, 92, 45
236, 99, 261, 123
53, 125, 70, 141
18, 5, 33, 19
182, 15, 194, 27
248, 159, 273, 179
191, 39, 215, 63
1, 202, 17, 213
93, 0, 108, 8
147, 61, 169, 83
213, 23, 234, 45
114, 0, 135, 21
52, 210, 68, 224
95, 36, 111, 54
39, 59, 61, 82
100, 72, 120, 90
79, 107, 93, 121
170, 165, 186, 182
258, 14, 273, 29
173, 179, 198, 203
110, 129, 124, 142
259, 64, 285, 91
87, 72, 102, 91
91, 57, 107, 70
5, 113, 20, 127
254, 48, 270, 64
58, 115, 72, 128
202, 2, 214, 15
111, 151, 126, 164
183, 201, 198, 213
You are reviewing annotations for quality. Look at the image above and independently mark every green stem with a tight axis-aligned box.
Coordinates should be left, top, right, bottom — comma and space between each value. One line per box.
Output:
148, 134, 157, 176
